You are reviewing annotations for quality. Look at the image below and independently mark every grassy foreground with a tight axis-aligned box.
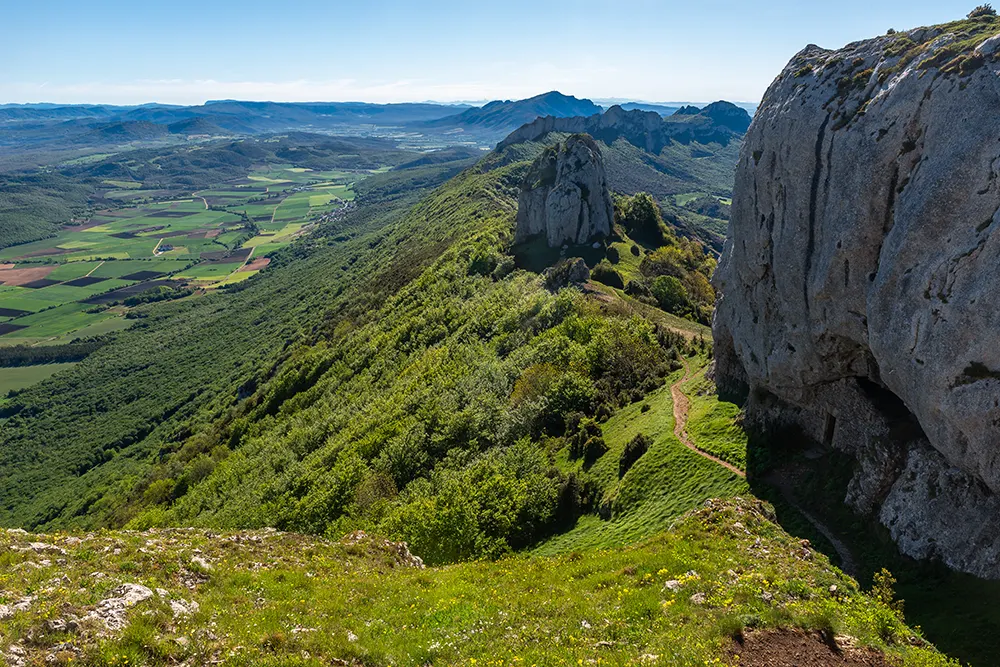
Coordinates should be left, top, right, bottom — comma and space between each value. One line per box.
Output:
0, 498, 954, 666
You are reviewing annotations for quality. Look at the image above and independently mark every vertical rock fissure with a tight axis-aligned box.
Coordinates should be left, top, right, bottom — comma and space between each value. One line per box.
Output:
803, 114, 831, 316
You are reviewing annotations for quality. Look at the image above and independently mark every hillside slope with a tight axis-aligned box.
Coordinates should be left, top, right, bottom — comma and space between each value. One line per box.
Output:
0, 498, 953, 666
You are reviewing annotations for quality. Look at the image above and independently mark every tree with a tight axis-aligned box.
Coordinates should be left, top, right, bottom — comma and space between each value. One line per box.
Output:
969, 4, 997, 18
616, 192, 666, 245
650, 275, 688, 314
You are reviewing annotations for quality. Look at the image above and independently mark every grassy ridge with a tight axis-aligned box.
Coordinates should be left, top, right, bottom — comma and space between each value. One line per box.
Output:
0, 498, 954, 666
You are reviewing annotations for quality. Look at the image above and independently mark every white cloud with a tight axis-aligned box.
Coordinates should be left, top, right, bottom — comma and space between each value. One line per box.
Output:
2, 62, 765, 105
2, 76, 599, 106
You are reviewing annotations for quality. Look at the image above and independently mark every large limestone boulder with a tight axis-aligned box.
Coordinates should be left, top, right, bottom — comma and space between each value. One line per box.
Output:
713, 16, 1000, 577
515, 134, 614, 247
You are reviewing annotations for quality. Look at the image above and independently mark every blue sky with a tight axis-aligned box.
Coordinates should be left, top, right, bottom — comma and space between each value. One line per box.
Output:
1, 0, 984, 105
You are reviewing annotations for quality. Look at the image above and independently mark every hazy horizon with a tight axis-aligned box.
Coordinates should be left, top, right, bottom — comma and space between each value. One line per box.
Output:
0, 94, 761, 109
2, 0, 983, 106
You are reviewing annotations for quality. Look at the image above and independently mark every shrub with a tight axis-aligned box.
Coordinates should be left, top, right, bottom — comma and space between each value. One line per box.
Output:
582, 436, 608, 467
591, 261, 624, 289
492, 255, 515, 280
615, 192, 666, 245
650, 275, 688, 313
619, 433, 651, 477
871, 568, 905, 616
568, 419, 603, 459
469, 245, 499, 276
541, 374, 597, 432
624, 280, 651, 299
969, 4, 996, 18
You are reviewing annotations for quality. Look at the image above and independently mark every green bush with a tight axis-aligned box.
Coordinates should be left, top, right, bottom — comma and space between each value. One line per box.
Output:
615, 192, 666, 246
619, 433, 651, 477
591, 260, 624, 289
650, 275, 688, 313
582, 436, 608, 467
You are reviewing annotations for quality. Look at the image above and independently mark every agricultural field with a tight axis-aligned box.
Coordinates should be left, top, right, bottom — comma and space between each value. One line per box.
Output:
0, 362, 78, 394
0, 164, 364, 343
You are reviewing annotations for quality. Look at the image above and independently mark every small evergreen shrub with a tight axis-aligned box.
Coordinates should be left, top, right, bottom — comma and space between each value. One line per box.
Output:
583, 436, 608, 467
969, 4, 996, 18
619, 433, 651, 477
591, 261, 624, 289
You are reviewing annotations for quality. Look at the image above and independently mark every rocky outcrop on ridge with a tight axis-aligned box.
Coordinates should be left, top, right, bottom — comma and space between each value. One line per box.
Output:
713, 14, 1000, 577
515, 134, 614, 247
498, 102, 751, 152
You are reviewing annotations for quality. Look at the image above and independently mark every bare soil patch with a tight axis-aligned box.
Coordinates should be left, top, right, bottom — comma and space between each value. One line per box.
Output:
729, 629, 894, 667
200, 248, 251, 263
120, 270, 165, 281
13, 248, 73, 260
64, 220, 106, 232
160, 230, 196, 239
0, 307, 31, 318
0, 265, 55, 286
83, 280, 181, 305
238, 257, 271, 272
0, 323, 28, 336
21, 279, 61, 289
64, 276, 109, 287
147, 210, 198, 219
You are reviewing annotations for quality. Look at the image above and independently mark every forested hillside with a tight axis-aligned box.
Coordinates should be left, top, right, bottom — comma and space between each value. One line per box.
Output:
0, 133, 720, 562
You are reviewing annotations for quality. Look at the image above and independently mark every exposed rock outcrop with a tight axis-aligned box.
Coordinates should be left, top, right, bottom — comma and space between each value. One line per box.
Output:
714, 16, 1000, 577
499, 102, 751, 152
515, 135, 614, 247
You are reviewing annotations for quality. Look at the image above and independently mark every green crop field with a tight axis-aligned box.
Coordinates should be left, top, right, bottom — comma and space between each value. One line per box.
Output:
0, 162, 364, 341
0, 362, 78, 394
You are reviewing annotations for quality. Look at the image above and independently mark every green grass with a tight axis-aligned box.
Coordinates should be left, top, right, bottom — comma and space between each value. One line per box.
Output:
0, 499, 955, 666
538, 363, 748, 555
175, 262, 241, 281
65, 315, 132, 339
6, 302, 116, 338
683, 366, 747, 470
673, 192, 706, 206
0, 362, 78, 393
46, 262, 103, 281
60, 152, 117, 166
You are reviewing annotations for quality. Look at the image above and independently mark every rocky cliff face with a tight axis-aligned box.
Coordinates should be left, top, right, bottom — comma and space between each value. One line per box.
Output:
515, 134, 615, 247
713, 15, 1000, 577
499, 102, 751, 152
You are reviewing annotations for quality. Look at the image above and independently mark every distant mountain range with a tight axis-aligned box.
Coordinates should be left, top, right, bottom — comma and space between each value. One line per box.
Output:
0, 92, 756, 162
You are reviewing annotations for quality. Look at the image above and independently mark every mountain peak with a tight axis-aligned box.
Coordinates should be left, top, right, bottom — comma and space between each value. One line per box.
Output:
423, 92, 601, 131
